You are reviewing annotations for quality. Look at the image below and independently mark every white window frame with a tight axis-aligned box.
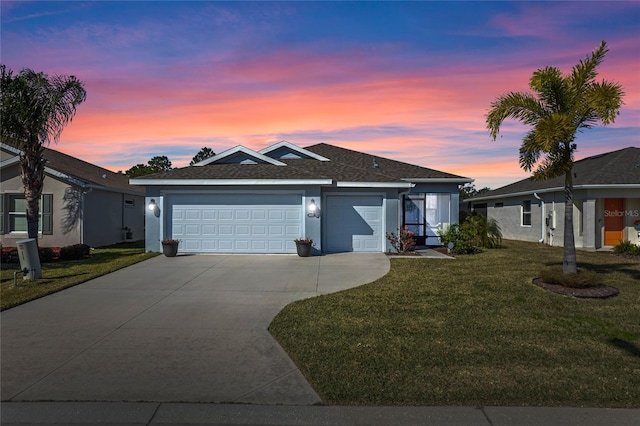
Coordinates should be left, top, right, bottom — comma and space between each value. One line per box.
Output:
7, 194, 43, 234
521, 200, 532, 227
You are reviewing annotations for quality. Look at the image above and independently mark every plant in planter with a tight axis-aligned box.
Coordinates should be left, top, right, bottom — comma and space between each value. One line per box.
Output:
294, 237, 313, 257
122, 226, 133, 240
161, 238, 181, 257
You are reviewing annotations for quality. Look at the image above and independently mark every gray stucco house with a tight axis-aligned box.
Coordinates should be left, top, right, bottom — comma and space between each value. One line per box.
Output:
0, 142, 145, 248
467, 147, 640, 250
131, 141, 472, 254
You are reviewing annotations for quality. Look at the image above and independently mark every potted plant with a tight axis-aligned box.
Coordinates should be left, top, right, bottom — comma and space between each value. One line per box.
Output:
294, 237, 313, 257
161, 238, 180, 257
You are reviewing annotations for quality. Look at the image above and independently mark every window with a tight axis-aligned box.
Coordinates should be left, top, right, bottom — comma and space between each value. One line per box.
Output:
1, 194, 53, 235
124, 198, 135, 208
522, 200, 532, 226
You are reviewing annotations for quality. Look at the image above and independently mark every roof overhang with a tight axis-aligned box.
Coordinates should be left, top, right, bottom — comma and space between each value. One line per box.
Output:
470, 184, 640, 202
402, 178, 474, 184
130, 178, 334, 186
336, 181, 415, 188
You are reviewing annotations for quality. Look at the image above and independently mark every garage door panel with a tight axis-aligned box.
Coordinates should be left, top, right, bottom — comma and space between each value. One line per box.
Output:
325, 195, 383, 253
171, 195, 302, 253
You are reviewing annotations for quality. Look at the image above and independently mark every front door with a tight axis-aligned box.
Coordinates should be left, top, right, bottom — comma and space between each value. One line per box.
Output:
604, 198, 624, 246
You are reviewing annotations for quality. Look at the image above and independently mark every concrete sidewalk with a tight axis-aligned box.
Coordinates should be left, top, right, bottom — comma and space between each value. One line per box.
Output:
2, 402, 639, 425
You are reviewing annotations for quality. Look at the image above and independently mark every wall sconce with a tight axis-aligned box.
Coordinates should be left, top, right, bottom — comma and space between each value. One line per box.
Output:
307, 199, 319, 218
148, 198, 160, 217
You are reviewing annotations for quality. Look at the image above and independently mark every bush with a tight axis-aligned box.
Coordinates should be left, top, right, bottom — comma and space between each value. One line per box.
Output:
1, 248, 19, 264
438, 214, 502, 254
538, 267, 601, 289
613, 240, 640, 256
38, 247, 55, 263
59, 244, 91, 261
386, 226, 416, 253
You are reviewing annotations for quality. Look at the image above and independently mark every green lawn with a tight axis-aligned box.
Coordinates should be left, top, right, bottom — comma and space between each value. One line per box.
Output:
269, 240, 640, 407
1, 241, 159, 311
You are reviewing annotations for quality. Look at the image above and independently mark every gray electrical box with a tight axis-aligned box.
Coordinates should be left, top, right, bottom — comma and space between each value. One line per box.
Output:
16, 238, 42, 280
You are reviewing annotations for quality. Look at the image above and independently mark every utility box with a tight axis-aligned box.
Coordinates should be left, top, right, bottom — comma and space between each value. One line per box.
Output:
16, 238, 42, 280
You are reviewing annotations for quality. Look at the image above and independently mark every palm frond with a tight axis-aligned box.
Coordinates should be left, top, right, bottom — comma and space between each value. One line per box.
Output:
569, 41, 608, 93
486, 92, 543, 140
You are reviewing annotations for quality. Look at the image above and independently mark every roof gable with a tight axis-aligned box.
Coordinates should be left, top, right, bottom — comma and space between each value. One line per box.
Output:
195, 145, 286, 166
259, 140, 330, 161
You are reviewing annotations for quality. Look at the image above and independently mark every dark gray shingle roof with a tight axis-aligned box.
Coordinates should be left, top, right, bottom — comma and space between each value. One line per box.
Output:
471, 147, 640, 200
134, 142, 470, 183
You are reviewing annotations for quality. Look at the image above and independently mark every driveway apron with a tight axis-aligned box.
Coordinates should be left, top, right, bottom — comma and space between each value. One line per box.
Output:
1, 253, 389, 404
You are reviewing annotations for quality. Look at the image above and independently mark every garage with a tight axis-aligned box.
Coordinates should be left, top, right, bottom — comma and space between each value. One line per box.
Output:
324, 195, 383, 252
169, 194, 303, 253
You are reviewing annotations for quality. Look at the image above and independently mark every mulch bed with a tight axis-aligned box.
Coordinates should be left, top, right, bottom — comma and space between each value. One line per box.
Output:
532, 278, 619, 299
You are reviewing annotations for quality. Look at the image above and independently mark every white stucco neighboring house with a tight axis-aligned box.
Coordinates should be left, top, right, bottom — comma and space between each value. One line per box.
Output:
1, 142, 145, 248
131, 141, 472, 254
466, 147, 640, 250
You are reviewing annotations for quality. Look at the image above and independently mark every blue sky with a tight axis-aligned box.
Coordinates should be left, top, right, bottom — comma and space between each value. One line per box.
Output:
2, 1, 639, 188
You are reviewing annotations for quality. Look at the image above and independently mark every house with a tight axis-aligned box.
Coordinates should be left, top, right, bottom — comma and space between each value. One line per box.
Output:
1, 142, 145, 248
131, 141, 472, 254
467, 147, 640, 250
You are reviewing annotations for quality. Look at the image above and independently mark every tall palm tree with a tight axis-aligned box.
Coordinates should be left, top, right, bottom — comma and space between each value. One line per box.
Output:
1, 65, 86, 242
486, 41, 624, 274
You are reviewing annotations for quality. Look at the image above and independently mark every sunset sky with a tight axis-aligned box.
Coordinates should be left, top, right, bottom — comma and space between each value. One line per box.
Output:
2, 1, 638, 189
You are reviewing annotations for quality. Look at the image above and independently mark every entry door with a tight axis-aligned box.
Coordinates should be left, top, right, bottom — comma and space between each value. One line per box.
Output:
604, 198, 624, 246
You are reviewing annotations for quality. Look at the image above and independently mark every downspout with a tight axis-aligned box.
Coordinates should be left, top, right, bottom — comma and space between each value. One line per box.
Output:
80, 187, 93, 245
534, 192, 544, 243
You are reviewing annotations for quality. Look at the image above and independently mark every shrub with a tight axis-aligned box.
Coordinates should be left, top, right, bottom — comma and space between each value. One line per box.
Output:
386, 226, 416, 253
38, 247, 55, 263
538, 267, 601, 288
438, 214, 502, 254
59, 244, 91, 261
613, 240, 640, 256
1, 248, 19, 264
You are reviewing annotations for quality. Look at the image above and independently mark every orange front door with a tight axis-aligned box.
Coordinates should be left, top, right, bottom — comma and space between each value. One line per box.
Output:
604, 198, 625, 246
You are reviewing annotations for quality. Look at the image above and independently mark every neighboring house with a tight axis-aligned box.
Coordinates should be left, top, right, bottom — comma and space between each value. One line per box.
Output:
131, 141, 472, 254
1, 142, 145, 248
467, 147, 640, 250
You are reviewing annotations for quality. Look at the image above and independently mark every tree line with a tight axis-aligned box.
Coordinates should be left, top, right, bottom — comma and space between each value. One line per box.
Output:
124, 146, 215, 178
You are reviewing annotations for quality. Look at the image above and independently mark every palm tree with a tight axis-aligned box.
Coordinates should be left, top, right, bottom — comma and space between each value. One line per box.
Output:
1, 65, 86, 242
486, 41, 624, 274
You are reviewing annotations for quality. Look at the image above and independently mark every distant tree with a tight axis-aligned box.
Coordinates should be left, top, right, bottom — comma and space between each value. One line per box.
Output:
126, 155, 172, 178
486, 41, 624, 275
190, 146, 215, 165
0, 65, 86, 242
460, 183, 491, 200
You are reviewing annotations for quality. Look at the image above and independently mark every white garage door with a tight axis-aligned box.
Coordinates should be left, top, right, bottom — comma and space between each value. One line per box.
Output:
170, 194, 302, 253
325, 195, 383, 252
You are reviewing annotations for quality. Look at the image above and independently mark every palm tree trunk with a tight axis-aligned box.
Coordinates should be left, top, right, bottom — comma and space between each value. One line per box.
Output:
563, 170, 578, 274
20, 142, 46, 244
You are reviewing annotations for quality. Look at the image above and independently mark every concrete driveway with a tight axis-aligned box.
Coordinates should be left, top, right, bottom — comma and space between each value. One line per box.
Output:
1, 253, 389, 405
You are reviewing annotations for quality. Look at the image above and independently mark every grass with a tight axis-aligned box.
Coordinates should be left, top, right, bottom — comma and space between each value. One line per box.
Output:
269, 240, 640, 407
1, 241, 159, 311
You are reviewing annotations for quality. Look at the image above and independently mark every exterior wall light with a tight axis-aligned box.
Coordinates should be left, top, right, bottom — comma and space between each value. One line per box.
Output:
307, 199, 319, 217
148, 199, 157, 211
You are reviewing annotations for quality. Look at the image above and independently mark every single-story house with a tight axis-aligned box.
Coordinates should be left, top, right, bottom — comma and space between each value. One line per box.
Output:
467, 147, 640, 250
0, 142, 145, 248
131, 141, 472, 254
